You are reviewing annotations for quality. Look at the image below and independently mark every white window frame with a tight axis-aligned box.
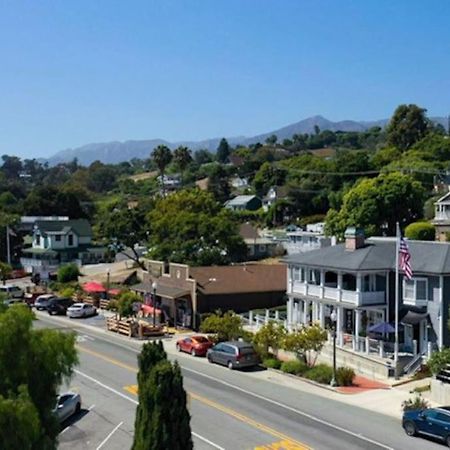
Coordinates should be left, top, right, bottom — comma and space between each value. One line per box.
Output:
403, 277, 428, 302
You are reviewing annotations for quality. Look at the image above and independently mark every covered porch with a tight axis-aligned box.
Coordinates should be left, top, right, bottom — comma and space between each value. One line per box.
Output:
132, 281, 194, 328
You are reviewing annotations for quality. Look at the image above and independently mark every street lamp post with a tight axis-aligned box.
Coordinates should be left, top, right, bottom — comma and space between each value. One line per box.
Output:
152, 281, 158, 328
106, 269, 111, 300
330, 309, 337, 387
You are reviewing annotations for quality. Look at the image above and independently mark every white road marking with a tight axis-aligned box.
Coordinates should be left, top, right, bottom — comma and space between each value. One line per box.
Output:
96, 421, 123, 450
43, 315, 390, 449
180, 366, 394, 450
75, 369, 224, 450
60, 426, 70, 434
88, 404, 96, 410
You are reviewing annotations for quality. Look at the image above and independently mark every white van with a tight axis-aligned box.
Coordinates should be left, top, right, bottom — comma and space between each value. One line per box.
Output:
0, 284, 24, 299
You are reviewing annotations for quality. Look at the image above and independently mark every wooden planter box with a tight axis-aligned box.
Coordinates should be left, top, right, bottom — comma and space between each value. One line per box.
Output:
106, 316, 138, 337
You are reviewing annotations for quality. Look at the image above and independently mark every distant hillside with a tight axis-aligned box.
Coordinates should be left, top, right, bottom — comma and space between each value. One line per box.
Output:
46, 115, 448, 166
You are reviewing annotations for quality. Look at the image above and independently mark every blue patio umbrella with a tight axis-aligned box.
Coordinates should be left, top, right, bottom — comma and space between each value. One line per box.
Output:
368, 322, 396, 334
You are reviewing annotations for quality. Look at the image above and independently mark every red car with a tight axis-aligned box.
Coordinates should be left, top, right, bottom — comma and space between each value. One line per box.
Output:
176, 335, 214, 357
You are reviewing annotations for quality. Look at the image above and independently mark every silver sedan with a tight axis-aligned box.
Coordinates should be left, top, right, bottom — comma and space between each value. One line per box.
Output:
54, 392, 82, 422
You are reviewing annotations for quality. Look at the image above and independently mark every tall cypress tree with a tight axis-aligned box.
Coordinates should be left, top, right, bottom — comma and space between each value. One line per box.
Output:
132, 342, 192, 450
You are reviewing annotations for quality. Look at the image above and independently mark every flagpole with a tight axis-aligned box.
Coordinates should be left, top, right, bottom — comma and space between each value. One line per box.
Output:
394, 222, 400, 379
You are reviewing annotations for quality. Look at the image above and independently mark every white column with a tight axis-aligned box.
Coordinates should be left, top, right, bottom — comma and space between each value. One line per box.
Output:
287, 297, 293, 328
249, 310, 253, 327
356, 274, 362, 306
312, 302, 318, 322
319, 303, 325, 328
320, 269, 325, 299
293, 302, 299, 326
337, 272, 343, 302
275, 310, 280, 321
303, 300, 309, 324
355, 309, 361, 352
265, 309, 269, 325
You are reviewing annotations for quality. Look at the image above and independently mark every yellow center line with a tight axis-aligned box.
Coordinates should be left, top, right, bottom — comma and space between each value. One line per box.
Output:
77, 345, 311, 450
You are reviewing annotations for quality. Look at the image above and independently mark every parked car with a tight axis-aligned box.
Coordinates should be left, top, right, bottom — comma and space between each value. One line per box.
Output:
34, 294, 57, 310
1, 298, 26, 308
0, 284, 24, 299
176, 335, 214, 356
403, 407, 450, 446
54, 392, 81, 422
47, 297, 74, 315
67, 303, 97, 319
207, 341, 260, 370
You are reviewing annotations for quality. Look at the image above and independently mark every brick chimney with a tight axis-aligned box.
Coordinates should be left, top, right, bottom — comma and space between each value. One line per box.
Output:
344, 227, 365, 251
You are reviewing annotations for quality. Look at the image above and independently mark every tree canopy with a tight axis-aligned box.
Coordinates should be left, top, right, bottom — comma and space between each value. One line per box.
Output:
147, 190, 247, 265
0, 306, 78, 449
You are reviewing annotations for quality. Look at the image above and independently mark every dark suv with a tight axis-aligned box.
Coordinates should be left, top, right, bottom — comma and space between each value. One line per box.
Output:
403, 407, 450, 446
47, 298, 74, 316
207, 341, 260, 370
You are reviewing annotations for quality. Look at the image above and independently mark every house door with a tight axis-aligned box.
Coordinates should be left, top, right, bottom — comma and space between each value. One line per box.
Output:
404, 324, 413, 352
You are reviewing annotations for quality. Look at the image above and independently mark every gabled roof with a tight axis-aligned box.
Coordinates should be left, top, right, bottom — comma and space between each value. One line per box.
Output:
190, 264, 286, 295
239, 223, 260, 240
34, 219, 92, 237
283, 237, 450, 275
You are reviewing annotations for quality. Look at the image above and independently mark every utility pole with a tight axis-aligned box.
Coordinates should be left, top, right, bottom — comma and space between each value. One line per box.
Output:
6, 225, 11, 265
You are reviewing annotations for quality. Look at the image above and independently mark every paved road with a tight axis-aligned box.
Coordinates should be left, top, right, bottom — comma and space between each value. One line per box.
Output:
34, 313, 443, 450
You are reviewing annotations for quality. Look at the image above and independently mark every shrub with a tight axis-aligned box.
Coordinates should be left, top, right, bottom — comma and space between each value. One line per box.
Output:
336, 367, 355, 386
117, 292, 142, 318
280, 360, 308, 375
60, 287, 75, 298
57, 263, 80, 283
405, 222, 435, 241
304, 364, 333, 384
413, 363, 432, 380
263, 358, 282, 370
428, 348, 450, 375
253, 321, 287, 358
199, 310, 244, 342
402, 394, 429, 412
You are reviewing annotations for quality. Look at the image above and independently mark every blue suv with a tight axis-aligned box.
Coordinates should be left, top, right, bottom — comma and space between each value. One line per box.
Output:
403, 407, 450, 446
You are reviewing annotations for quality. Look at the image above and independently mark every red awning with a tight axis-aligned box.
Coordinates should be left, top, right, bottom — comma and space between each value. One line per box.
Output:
83, 281, 106, 293
141, 304, 162, 315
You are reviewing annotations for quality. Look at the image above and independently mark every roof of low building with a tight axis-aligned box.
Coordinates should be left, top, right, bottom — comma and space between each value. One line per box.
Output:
239, 223, 260, 240
283, 237, 450, 275
190, 264, 286, 295
225, 195, 260, 206
34, 219, 92, 237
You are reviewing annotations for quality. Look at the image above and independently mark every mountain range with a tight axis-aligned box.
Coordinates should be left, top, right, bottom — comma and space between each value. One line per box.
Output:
46, 115, 448, 166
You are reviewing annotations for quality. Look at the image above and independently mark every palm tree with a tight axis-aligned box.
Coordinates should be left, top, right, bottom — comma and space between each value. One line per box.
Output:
173, 146, 193, 182
152, 145, 172, 196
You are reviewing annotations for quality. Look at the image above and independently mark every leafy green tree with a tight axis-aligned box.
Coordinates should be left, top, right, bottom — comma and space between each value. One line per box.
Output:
216, 138, 230, 163
200, 311, 244, 342
371, 146, 402, 170
132, 341, 192, 450
0, 306, 78, 449
117, 291, 142, 318
1, 154, 22, 178
325, 172, 425, 237
207, 164, 231, 203
0, 261, 12, 285
386, 104, 430, 151
147, 190, 247, 265
253, 162, 287, 197
253, 321, 287, 357
152, 145, 173, 196
97, 201, 150, 268
173, 146, 193, 174
194, 149, 214, 165
0, 387, 41, 449
283, 324, 327, 367
405, 222, 435, 241
265, 134, 278, 145
57, 263, 80, 283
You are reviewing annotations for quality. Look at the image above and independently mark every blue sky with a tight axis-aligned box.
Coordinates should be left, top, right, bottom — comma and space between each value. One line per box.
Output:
1, 0, 449, 158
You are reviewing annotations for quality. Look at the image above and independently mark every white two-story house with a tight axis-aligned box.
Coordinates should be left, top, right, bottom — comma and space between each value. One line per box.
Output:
21, 219, 107, 279
284, 227, 450, 376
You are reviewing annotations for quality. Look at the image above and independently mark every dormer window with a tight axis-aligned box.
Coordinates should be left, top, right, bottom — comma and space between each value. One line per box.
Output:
68, 234, 74, 246
36, 234, 41, 246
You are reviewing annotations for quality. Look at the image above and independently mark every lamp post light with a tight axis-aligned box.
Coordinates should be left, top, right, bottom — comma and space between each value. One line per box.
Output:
106, 269, 111, 299
152, 281, 158, 328
330, 309, 337, 387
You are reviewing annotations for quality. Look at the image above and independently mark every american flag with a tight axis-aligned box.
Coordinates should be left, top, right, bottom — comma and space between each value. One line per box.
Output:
399, 236, 413, 280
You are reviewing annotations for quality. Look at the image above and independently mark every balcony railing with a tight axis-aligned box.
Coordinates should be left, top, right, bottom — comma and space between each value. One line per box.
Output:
434, 211, 450, 221
290, 281, 386, 306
